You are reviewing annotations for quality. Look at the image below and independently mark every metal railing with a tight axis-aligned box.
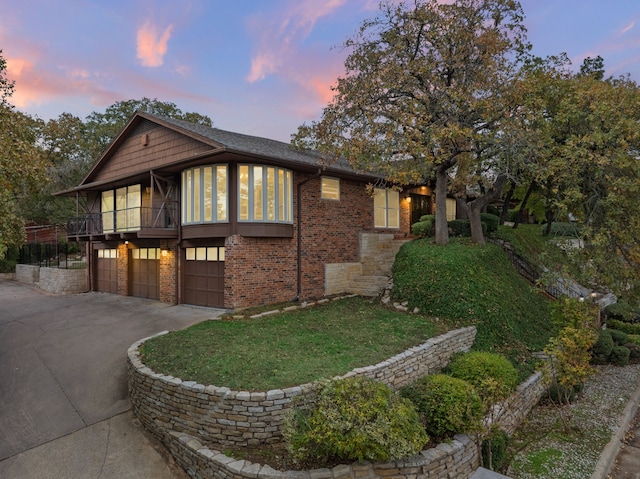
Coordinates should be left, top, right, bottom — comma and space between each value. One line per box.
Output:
67, 203, 178, 236
18, 242, 86, 269
488, 237, 585, 300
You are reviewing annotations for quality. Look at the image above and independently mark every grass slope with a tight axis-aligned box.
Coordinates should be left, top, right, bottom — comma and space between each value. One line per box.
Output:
392, 238, 555, 376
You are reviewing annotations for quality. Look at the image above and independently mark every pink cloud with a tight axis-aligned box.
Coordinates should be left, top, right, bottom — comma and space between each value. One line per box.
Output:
246, 0, 347, 83
136, 20, 174, 67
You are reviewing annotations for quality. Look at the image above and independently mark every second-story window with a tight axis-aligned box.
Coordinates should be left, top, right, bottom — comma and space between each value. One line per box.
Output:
238, 165, 293, 223
181, 165, 228, 225
101, 185, 141, 233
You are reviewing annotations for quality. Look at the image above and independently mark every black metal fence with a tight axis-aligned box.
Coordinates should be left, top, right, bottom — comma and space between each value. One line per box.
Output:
488, 238, 584, 300
18, 242, 86, 269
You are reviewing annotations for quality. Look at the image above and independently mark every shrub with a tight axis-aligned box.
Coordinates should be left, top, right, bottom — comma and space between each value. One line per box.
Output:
547, 381, 581, 403
448, 219, 487, 237
626, 344, 640, 364
609, 346, 630, 366
400, 374, 482, 439
419, 214, 434, 223
628, 334, 640, 346
284, 377, 428, 463
411, 218, 434, 237
607, 320, 640, 335
480, 213, 500, 233
0, 258, 16, 273
448, 352, 519, 400
487, 205, 500, 217
591, 330, 614, 364
482, 429, 509, 471
609, 329, 629, 346
604, 302, 635, 322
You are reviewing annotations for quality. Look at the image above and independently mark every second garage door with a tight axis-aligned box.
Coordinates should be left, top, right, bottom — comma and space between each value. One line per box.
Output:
130, 247, 160, 300
183, 246, 225, 308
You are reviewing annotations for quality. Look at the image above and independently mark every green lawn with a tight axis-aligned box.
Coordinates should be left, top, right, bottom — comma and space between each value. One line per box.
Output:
141, 296, 440, 391
143, 227, 559, 390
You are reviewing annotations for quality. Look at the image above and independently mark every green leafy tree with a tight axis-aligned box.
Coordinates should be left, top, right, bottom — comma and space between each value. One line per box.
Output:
293, 0, 530, 244
0, 51, 48, 255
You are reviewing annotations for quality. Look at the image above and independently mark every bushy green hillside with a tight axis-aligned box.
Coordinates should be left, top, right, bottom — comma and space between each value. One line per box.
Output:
392, 238, 555, 375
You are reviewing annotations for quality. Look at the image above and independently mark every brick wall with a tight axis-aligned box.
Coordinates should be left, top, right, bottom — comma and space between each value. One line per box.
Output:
117, 243, 129, 296
159, 242, 176, 304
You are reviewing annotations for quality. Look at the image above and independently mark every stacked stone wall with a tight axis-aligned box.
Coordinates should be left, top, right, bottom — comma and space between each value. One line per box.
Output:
15, 264, 88, 294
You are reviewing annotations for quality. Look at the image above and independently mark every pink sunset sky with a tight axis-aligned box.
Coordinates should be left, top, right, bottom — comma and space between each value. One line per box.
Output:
2, 0, 639, 142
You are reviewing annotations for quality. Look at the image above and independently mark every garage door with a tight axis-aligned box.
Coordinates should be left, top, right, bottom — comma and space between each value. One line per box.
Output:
184, 246, 225, 308
130, 248, 160, 300
95, 249, 118, 294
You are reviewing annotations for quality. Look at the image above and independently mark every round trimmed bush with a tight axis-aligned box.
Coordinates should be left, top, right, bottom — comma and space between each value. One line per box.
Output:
448, 352, 519, 401
626, 344, 640, 364
609, 329, 629, 346
400, 374, 482, 439
591, 330, 614, 364
480, 213, 500, 233
411, 220, 434, 237
609, 346, 630, 366
284, 377, 428, 463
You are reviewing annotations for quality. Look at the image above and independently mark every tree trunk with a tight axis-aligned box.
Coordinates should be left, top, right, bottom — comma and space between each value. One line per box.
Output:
459, 174, 508, 245
513, 179, 536, 229
434, 163, 450, 245
499, 179, 516, 225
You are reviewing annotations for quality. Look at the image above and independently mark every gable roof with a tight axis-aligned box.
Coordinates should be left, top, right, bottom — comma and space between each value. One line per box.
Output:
57, 111, 378, 196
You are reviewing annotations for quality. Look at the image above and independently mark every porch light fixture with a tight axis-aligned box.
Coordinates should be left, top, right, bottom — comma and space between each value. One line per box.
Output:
405, 195, 411, 203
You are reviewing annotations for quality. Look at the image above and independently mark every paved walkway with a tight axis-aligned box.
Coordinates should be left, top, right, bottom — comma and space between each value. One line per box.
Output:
0, 279, 223, 478
609, 403, 640, 479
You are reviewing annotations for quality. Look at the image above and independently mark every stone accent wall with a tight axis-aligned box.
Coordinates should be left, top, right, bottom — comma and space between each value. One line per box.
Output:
128, 327, 477, 448
15, 264, 88, 294
166, 431, 480, 479
359, 233, 406, 276
16, 264, 39, 284
324, 262, 362, 296
129, 323, 548, 479
38, 267, 88, 294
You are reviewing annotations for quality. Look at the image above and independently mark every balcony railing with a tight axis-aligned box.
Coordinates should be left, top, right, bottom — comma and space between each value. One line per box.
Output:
67, 204, 178, 237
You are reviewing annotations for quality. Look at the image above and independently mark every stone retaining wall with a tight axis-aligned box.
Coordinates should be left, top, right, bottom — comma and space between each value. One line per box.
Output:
128, 323, 549, 479
128, 327, 477, 448
15, 264, 88, 294
166, 431, 480, 479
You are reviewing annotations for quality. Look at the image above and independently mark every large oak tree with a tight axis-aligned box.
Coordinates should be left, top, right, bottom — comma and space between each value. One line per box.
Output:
293, 0, 530, 244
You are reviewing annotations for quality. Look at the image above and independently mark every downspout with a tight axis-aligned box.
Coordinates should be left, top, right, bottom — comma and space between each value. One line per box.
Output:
294, 168, 323, 302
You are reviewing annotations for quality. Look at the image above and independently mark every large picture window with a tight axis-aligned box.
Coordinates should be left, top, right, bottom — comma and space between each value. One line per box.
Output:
182, 165, 228, 225
101, 185, 141, 233
374, 188, 400, 229
239, 165, 292, 223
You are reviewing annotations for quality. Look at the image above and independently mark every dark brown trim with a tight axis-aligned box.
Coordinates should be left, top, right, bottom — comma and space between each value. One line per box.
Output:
182, 223, 232, 239
236, 223, 294, 238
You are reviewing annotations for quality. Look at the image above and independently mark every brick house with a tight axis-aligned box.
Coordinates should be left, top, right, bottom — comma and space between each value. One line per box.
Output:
58, 112, 439, 309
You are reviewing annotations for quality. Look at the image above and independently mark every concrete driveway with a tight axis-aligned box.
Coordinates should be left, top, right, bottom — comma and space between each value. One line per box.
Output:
0, 278, 224, 478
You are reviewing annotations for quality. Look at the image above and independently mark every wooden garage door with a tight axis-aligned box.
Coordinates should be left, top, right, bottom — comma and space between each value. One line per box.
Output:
96, 249, 118, 294
130, 248, 160, 300
184, 246, 225, 308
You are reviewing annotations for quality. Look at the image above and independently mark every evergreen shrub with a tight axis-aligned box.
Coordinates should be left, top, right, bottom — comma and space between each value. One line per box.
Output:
482, 429, 509, 471
400, 374, 482, 439
609, 346, 630, 366
609, 329, 629, 346
284, 377, 428, 463
480, 213, 500, 233
448, 219, 487, 237
591, 329, 614, 365
607, 320, 640, 335
448, 352, 519, 399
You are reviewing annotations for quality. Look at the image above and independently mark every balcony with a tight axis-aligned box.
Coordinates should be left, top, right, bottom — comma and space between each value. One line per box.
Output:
67, 204, 178, 239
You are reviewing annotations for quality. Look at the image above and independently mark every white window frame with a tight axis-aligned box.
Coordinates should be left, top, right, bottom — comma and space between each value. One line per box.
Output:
238, 164, 293, 223
374, 188, 400, 229
181, 165, 228, 225
321, 177, 340, 200
185, 246, 225, 262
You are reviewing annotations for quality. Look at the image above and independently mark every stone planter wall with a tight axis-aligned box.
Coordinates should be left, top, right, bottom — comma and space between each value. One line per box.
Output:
15, 264, 88, 294
128, 327, 477, 448
128, 323, 549, 479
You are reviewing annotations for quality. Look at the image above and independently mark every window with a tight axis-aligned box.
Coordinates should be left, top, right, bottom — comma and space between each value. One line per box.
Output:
131, 248, 160, 260
321, 177, 340, 200
374, 188, 400, 229
446, 198, 457, 221
239, 165, 292, 223
185, 246, 225, 261
97, 249, 118, 259
182, 165, 228, 225
101, 185, 140, 233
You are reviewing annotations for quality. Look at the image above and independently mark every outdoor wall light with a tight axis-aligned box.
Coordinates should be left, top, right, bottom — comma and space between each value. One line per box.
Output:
161, 249, 168, 257
405, 195, 412, 203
